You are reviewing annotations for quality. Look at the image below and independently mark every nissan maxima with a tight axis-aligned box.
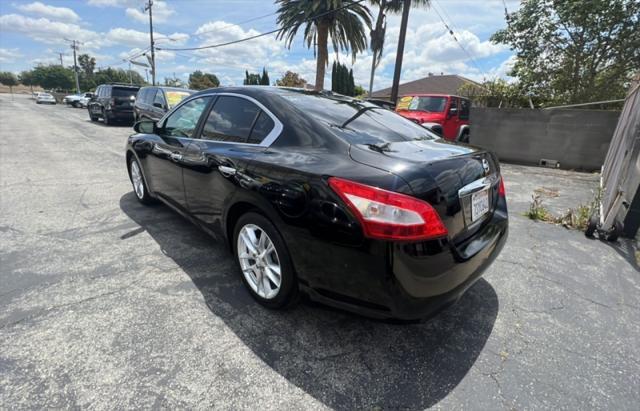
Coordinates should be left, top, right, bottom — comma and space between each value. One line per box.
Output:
126, 87, 508, 320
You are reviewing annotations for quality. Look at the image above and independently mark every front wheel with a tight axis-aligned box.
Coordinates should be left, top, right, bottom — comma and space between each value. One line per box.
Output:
103, 110, 111, 126
233, 212, 299, 309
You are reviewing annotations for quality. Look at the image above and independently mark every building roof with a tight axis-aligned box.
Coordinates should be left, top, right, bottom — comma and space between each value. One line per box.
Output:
371, 74, 482, 100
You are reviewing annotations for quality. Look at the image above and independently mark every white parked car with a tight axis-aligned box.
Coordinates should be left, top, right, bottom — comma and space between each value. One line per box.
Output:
36, 93, 56, 105
63, 92, 93, 107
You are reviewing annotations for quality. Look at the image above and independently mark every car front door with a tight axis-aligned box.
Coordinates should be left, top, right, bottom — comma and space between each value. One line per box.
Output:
443, 96, 460, 140
142, 96, 212, 210
182, 94, 280, 231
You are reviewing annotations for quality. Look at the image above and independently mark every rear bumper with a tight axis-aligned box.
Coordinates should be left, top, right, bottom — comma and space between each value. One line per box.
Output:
107, 109, 134, 119
290, 202, 508, 320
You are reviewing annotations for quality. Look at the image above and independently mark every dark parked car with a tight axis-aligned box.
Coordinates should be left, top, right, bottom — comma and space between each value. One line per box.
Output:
88, 83, 140, 125
126, 87, 508, 320
134, 86, 194, 122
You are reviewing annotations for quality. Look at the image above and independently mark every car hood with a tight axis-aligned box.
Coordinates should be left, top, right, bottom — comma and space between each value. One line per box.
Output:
397, 111, 444, 123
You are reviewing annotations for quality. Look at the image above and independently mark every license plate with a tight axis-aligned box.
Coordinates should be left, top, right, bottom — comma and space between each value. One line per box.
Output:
471, 189, 490, 221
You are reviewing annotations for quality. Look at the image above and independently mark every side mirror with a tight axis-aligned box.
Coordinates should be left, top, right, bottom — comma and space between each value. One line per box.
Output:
153, 102, 163, 109
134, 120, 156, 134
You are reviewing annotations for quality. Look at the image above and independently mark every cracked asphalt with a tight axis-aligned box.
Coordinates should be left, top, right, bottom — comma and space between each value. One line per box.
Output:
1, 93, 639, 410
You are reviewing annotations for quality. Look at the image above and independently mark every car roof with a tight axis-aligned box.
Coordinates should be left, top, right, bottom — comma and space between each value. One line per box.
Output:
400, 93, 467, 99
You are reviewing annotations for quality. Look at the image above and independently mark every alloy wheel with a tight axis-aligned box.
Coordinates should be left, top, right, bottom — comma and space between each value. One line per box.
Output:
130, 160, 145, 199
237, 224, 282, 299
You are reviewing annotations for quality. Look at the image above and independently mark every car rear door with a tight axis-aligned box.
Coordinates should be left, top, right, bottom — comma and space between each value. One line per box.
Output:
142, 96, 212, 210
182, 94, 280, 230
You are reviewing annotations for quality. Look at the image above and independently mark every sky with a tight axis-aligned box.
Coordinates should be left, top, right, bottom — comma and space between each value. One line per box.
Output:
0, 0, 521, 90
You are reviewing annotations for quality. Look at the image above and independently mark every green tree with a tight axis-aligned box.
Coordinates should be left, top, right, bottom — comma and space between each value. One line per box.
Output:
78, 54, 96, 77
491, 0, 640, 105
276, 0, 372, 91
188, 70, 220, 90
260, 67, 270, 85
0, 71, 19, 93
331, 62, 356, 95
93, 67, 144, 86
458, 79, 533, 108
31, 65, 74, 90
18, 70, 37, 93
275, 71, 307, 87
244, 70, 261, 85
354, 84, 366, 97
367, 0, 430, 96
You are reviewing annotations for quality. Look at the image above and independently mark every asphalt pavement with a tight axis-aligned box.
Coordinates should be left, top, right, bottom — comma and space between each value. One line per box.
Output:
1, 93, 638, 410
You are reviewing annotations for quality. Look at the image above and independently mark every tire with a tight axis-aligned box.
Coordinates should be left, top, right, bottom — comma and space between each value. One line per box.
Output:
459, 130, 470, 143
605, 220, 624, 242
585, 215, 598, 238
72, 101, 80, 108
128, 157, 155, 205
103, 110, 111, 126
233, 212, 299, 309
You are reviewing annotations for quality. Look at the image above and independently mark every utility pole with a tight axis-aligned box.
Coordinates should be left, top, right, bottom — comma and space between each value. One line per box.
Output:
145, 0, 156, 86
124, 60, 133, 84
65, 38, 82, 93
58, 52, 65, 66
390, 0, 411, 104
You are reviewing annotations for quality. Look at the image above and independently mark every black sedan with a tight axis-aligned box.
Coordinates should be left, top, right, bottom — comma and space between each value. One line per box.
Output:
126, 87, 508, 320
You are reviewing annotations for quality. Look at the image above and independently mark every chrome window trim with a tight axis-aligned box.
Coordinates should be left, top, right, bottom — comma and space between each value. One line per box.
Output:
157, 92, 283, 147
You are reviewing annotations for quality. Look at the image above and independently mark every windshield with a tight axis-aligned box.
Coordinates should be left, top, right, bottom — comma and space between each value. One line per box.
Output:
112, 87, 139, 98
397, 96, 448, 113
279, 90, 439, 145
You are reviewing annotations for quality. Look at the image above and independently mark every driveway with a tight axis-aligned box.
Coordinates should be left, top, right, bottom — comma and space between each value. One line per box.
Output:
1, 93, 638, 410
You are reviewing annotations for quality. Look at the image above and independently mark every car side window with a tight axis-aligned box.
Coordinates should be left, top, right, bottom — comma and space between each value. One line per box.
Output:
449, 97, 459, 116
459, 99, 470, 120
161, 97, 211, 138
153, 90, 166, 108
201, 96, 261, 143
247, 111, 275, 144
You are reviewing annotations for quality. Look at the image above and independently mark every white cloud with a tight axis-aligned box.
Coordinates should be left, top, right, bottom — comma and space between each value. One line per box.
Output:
16, 2, 80, 23
0, 14, 102, 48
125, 1, 173, 24
0, 48, 23, 64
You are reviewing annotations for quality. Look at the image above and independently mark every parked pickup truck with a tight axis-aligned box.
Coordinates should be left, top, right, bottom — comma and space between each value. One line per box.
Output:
63, 92, 94, 108
396, 94, 470, 142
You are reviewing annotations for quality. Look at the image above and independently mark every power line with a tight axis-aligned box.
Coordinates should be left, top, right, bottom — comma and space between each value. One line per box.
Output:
157, 0, 366, 52
431, 0, 485, 78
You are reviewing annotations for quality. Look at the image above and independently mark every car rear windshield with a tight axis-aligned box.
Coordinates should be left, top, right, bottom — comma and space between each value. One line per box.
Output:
112, 87, 139, 98
279, 91, 438, 145
397, 96, 447, 112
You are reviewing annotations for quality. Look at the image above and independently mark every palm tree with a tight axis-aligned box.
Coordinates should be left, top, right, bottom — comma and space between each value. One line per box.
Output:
368, 0, 430, 96
276, 0, 372, 91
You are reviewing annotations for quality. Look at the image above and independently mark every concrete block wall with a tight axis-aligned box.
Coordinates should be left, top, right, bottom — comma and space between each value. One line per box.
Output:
470, 108, 620, 171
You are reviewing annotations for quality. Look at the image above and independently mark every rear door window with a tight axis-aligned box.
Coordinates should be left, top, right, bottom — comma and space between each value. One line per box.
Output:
459, 99, 470, 120
201, 96, 261, 143
247, 111, 275, 144
153, 90, 166, 108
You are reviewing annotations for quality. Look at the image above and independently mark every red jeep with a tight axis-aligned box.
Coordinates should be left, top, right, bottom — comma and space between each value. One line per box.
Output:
396, 94, 470, 142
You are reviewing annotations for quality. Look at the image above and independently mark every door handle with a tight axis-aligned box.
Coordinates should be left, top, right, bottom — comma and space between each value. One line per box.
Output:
218, 165, 236, 177
170, 152, 183, 161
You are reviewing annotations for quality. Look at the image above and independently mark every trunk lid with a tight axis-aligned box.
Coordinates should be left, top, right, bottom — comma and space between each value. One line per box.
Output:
349, 139, 501, 243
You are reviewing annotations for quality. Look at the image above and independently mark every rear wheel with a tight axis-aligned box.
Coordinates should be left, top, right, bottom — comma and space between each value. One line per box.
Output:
72, 101, 80, 108
233, 212, 299, 309
459, 130, 470, 143
103, 110, 111, 126
128, 157, 155, 205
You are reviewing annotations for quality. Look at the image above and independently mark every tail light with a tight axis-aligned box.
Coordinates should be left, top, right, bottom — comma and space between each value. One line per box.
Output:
498, 176, 506, 197
328, 177, 448, 241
